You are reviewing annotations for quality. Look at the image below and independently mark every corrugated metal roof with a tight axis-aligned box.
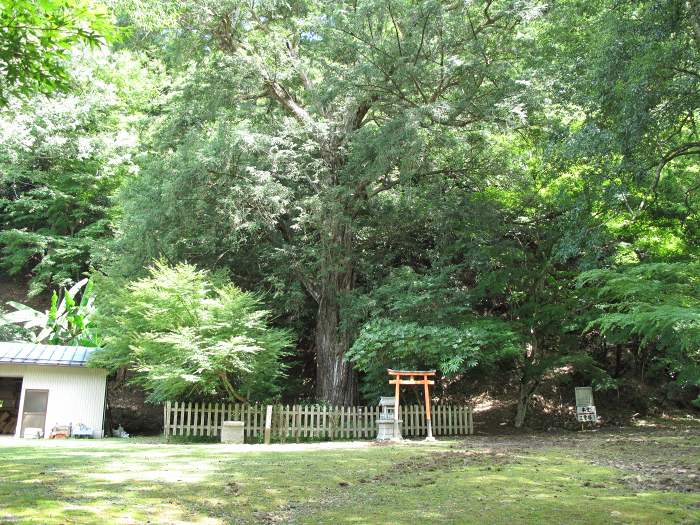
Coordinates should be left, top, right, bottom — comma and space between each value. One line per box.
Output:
0, 342, 98, 367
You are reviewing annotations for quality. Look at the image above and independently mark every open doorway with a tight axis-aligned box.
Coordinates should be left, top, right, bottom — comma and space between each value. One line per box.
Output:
0, 377, 22, 435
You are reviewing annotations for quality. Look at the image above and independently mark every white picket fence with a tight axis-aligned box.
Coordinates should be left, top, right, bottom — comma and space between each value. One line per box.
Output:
163, 402, 474, 441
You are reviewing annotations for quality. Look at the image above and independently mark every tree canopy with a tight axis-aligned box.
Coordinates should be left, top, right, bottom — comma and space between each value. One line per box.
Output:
0, 49, 160, 295
0, 0, 115, 105
1, 0, 699, 424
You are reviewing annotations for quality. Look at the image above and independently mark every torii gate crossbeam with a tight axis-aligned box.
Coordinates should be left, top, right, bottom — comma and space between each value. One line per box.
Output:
388, 369, 436, 441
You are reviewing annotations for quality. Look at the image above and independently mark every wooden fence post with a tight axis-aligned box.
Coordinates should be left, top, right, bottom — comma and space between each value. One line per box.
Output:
163, 401, 169, 438
264, 405, 273, 444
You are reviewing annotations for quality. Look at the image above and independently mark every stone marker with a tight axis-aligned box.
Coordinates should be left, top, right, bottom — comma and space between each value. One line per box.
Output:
222, 421, 244, 444
376, 396, 402, 441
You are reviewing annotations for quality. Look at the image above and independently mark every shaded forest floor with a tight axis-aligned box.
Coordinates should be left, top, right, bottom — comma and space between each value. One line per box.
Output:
1, 421, 699, 524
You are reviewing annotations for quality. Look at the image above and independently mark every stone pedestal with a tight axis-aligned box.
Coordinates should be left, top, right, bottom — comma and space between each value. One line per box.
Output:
221, 421, 244, 444
376, 419, 402, 441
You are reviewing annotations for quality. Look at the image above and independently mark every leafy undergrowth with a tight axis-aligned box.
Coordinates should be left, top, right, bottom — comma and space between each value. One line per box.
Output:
0, 428, 698, 524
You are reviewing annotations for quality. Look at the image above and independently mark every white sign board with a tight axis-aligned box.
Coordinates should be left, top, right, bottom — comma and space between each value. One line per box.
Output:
576, 405, 597, 422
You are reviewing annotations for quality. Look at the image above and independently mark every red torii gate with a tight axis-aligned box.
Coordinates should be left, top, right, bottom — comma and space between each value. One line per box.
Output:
388, 369, 436, 441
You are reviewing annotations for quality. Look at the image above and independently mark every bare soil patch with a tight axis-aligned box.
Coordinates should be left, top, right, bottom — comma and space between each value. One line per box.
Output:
458, 426, 700, 493
361, 449, 514, 485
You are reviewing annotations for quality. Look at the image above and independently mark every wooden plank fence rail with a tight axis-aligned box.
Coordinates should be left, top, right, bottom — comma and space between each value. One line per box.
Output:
164, 402, 474, 441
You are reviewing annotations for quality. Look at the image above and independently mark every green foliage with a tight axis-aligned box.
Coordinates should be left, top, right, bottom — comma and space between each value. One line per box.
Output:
2, 0, 700, 420
90, 261, 292, 402
105, 0, 546, 404
0, 278, 98, 345
346, 268, 522, 400
0, 49, 162, 295
579, 261, 700, 401
536, 0, 700, 256
0, 0, 116, 104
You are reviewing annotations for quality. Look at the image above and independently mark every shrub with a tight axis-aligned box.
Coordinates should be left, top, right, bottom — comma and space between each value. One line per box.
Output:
90, 261, 292, 402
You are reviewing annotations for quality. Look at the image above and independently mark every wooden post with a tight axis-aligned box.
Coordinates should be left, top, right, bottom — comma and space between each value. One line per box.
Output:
163, 401, 169, 438
281, 404, 287, 443
264, 404, 273, 444
423, 374, 435, 441
293, 405, 300, 443
394, 373, 401, 439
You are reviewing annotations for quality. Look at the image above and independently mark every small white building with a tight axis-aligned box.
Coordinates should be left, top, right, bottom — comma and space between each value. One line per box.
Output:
0, 343, 107, 438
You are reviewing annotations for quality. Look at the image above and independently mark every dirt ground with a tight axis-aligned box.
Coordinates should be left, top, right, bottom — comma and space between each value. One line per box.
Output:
455, 423, 700, 494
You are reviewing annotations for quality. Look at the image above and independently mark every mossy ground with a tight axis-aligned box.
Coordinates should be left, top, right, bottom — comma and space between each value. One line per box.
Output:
0, 424, 698, 524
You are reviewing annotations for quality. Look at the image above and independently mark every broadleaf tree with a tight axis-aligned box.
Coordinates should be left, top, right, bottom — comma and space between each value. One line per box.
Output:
579, 262, 700, 404
0, 49, 162, 295
0, 0, 116, 104
90, 261, 292, 402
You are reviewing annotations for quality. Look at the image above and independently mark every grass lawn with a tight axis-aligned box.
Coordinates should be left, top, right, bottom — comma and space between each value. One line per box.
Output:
1, 425, 699, 524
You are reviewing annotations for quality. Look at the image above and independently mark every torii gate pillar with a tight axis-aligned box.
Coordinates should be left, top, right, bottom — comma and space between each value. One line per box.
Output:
388, 369, 436, 441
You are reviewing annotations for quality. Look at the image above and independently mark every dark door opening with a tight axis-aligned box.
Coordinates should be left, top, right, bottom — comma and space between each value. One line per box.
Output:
0, 377, 22, 435
21, 389, 48, 438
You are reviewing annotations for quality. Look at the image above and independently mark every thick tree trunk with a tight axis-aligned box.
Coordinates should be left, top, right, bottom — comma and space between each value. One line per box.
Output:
514, 379, 538, 428
315, 287, 357, 404
313, 216, 357, 405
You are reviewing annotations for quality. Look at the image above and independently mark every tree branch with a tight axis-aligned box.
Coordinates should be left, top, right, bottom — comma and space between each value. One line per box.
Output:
386, 0, 403, 55
264, 79, 314, 126
276, 222, 321, 303
639, 141, 700, 212
285, 39, 314, 91
413, 14, 429, 65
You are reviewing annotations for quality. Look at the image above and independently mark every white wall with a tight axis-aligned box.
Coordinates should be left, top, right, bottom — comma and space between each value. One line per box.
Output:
0, 364, 107, 438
